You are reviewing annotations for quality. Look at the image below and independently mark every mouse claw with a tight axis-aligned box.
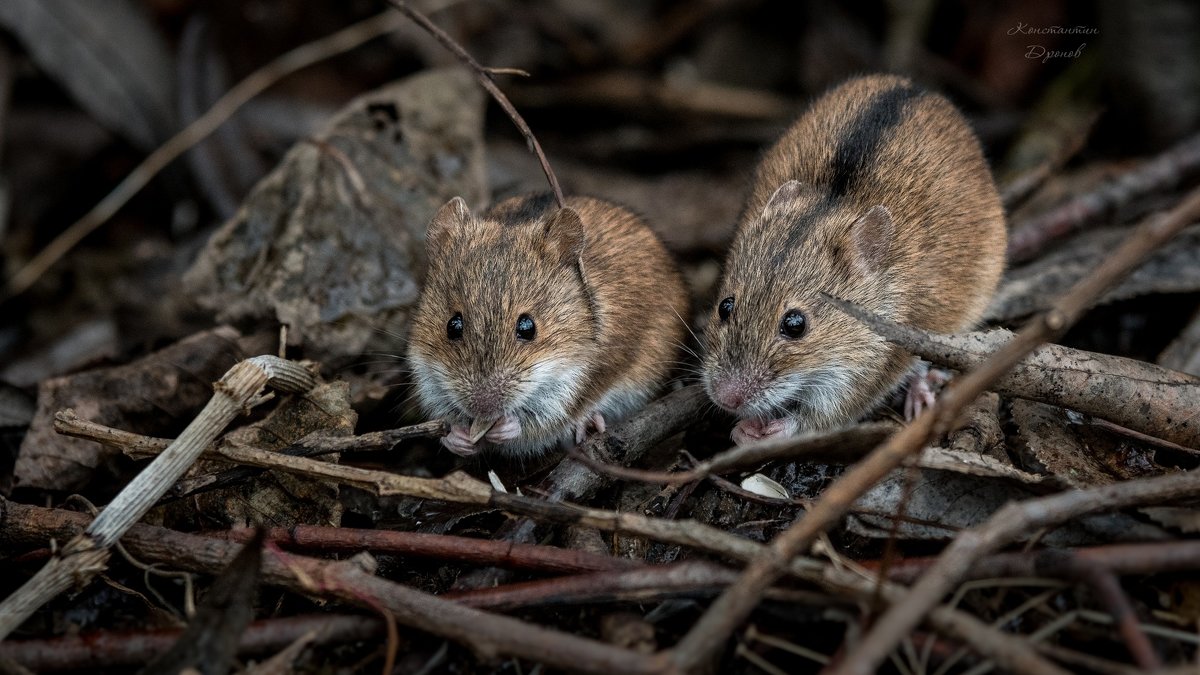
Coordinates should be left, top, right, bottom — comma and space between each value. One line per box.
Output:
574, 411, 607, 445
468, 418, 499, 444
442, 424, 480, 456
904, 364, 949, 421
484, 415, 522, 443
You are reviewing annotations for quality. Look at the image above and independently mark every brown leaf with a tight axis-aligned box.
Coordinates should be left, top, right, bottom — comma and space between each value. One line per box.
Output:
183, 67, 488, 360
178, 380, 357, 530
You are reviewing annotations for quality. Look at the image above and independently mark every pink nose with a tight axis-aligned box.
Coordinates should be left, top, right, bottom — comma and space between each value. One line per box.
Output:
713, 381, 747, 411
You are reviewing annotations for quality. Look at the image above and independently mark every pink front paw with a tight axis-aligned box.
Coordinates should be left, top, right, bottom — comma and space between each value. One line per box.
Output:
484, 415, 523, 443
731, 417, 798, 445
574, 411, 607, 445
904, 365, 950, 421
441, 425, 480, 457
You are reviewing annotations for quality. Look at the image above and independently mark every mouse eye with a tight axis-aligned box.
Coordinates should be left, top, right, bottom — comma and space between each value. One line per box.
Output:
718, 296, 735, 322
446, 312, 464, 341
779, 309, 807, 339
516, 314, 536, 341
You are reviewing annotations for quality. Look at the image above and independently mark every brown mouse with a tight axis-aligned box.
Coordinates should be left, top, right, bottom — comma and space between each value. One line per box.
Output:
408, 193, 689, 457
702, 74, 1006, 445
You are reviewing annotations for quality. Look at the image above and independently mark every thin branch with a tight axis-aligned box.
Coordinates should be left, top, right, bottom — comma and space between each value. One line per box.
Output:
388, 1, 565, 209
3, 11, 408, 299
999, 111, 1099, 212
1007, 131, 1200, 264
669, 184, 1200, 674
0, 614, 381, 672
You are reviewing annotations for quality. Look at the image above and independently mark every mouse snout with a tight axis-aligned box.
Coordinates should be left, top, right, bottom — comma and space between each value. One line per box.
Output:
466, 372, 513, 419
710, 373, 768, 413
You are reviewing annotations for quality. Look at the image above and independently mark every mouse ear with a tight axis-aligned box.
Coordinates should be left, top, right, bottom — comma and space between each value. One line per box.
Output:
543, 207, 585, 265
847, 205, 895, 273
761, 180, 811, 220
427, 197, 472, 256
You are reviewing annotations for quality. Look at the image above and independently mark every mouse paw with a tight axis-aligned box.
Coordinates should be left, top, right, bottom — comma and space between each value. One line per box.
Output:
441, 424, 480, 457
732, 417, 798, 445
574, 411, 607, 445
484, 415, 523, 443
904, 364, 950, 421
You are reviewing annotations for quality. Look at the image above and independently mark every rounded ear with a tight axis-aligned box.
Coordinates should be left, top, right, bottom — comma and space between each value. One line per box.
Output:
847, 204, 895, 273
427, 197, 472, 256
761, 180, 812, 221
543, 207, 585, 265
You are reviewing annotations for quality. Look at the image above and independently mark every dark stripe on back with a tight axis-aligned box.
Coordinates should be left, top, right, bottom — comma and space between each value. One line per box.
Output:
827, 84, 923, 196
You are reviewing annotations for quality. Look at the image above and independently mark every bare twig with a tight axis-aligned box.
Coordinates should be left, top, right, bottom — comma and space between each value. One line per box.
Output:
669, 185, 1200, 674
4, 11, 408, 299
999, 111, 1099, 212
839, 470, 1200, 675
388, 1, 564, 208
820, 302, 1200, 450
565, 421, 896, 486
0, 614, 381, 672
876, 540, 1200, 584
1007, 131, 1200, 263
217, 525, 634, 575
54, 410, 447, 501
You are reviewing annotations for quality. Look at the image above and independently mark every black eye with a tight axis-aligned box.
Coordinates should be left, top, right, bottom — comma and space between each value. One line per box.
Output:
779, 309, 807, 339
446, 312, 463, 341
516, 314, 536, 341
718, 296, 735, 322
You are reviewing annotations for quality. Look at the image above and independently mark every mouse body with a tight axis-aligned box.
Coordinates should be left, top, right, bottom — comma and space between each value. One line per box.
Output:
702, 74, 1006, 444
408, 193, 688, 457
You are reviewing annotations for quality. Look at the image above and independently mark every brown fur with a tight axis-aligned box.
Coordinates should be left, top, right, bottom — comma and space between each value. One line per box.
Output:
408, 193, 689, 456
703, 74, 1006, 432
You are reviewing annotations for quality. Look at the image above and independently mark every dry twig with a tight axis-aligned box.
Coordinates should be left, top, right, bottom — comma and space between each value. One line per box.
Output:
822, 301, 1200, 450
1007, 132, 1200, 263
388, 0, 564, 208
0, 614, 381, 672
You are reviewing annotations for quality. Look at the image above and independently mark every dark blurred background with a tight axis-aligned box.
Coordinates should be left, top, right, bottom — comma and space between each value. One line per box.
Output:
0, 0, 1197, 385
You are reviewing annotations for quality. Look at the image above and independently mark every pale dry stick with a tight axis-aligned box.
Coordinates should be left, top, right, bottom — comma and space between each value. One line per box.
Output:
565, 421, 897, 486
387, 0, 565, 209
4, 10, 409, 299
670, 185, 1200, 674
0, 356, 315, 639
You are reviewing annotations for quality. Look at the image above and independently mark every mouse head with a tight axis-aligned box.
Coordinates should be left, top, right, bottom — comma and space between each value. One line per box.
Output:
702, 180, 899, 430
407, 196, 596, 436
